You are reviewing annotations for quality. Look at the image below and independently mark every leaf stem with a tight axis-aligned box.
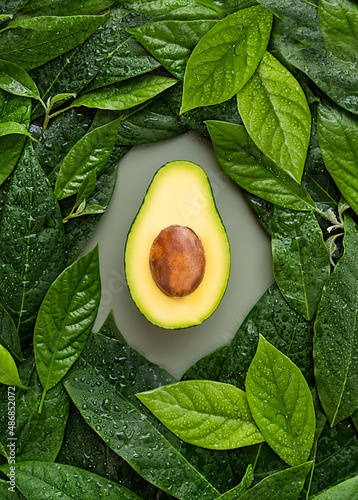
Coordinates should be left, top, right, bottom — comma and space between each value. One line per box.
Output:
38, 389, 47, 414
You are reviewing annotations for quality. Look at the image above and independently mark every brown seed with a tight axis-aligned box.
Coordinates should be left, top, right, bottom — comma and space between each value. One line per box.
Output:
149, 225, 206, 297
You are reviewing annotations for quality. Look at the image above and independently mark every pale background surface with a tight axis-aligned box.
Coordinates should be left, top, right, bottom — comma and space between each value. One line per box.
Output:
84, 131, 274, 379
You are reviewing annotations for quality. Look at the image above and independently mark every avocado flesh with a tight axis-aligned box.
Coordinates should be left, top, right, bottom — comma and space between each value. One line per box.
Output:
124, 160, 231, 329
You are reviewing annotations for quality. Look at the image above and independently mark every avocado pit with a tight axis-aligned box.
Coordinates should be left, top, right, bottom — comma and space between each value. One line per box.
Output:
149, 225, 206, 297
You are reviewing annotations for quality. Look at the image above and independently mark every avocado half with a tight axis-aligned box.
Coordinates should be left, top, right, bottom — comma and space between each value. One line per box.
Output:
124, 160, 230, 329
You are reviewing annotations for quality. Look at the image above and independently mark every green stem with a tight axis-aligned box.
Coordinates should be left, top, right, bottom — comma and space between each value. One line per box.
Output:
48, 104, 75, 121
314, 206, 332, 221
38, 388, 47, 414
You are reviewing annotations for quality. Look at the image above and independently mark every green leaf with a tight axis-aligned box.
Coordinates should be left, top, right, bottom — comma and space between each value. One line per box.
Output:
0, 59, 40, 100
50, 93, 77, 107
238, 462, 312, 499
20, 0, 115, 16
0, 0, 27, 14
0, 461, 145, 499
34, 245, 101, 408
64, 352, 220, 499
246, 335, 315, 466
237, 51, 311, 183
312, 475, 358, 499
122, 0, 220, 21
313, 216, 358, 426
318, 0, 358, 63
181, 6, 273, 113
0, 478, 26, 499
128, 19, 218, 79
0, 13, 109, 71
317, 100, 358, 217
54, 117, 121, 200
137, 380, 264, 449
0, 344, 28, 389
271, 208, 330, 320
0, 91, 31, 186
75, 170, 97, 208
72, 74, 177, 110
206, 120, 315, 211
216, 465, 253, 499
15, 357, 70, 462
0, 121, 33, 140
0, 143, 66, 333
0, 302, 21, 362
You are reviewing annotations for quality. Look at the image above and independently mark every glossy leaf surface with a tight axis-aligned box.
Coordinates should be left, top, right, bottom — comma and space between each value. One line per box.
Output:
73, 75, 177, 110
0, 143, 66, 332
0, 302, 21, 362
0, 345, 27, 389
20, 0, 115, 16
206, 120, 315, 211
272, 208, 330, 320
122, 0, 220, 21
34, 246, 101, 395
314, 216, 358, 426
217, 465, 253, 499
237, 51, 311, 183
0, 461, 144, 499
312, 474, 358, 499
181, 6, 272, 112
0, 13, 109, 70
317, 100, 358, 216
137, 380, 264, 449
0, 59, 40, 99
246, 335, 315, 466
54, 117, 121, 200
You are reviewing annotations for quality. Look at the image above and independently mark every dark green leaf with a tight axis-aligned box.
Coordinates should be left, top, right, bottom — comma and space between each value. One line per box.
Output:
15, 358, 70, 462
318, 0, 358, 63
0, 91, 31, 186
75, 170, 97, 208
54, 117, 121, 200
0, 13, 109, 71
217, 465, 253, 499
237, 51, 311, 183
181, 6, 273, 113
271, 208, 330, 320
121, 0, 220, 21
0, 0, 27, 14
0, 345, 28, 389
73, 75, 177, 110
0, 303, 21, 362
0, 59, 40, 100
30, 8, 122, 110
0, 143, 66, 333
63, 354, 220, 499
34, 245, 101, 405
128, 19, 218, 79
206, 120, 315, 211
314, 216, 358, 426
317, 100, 358, 217
0, 478, 26, 499
20, 0, 115, 16
246, 335, 315, 466
239, 462, 312, 499
137, 380, 264, 449
0, 461, 145, 499
312, 475, 358, 499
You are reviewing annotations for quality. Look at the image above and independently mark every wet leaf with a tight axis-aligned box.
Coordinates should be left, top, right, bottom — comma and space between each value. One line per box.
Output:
246, 335, 315, 466
314, 216, 358, 426
0, 345, 28, 389
0, 59, 40, 100
137, 380, 264, 449
237, 51, 311, 183
121, 0, 220, 21
312, 475, 358, 499
20, 0, 115, 16
217, 465, 253, 499
0, 302, 22, 362
181, 6, 272, 112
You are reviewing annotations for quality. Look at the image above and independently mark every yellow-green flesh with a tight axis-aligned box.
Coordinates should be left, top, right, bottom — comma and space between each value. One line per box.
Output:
125, 160, 231, 329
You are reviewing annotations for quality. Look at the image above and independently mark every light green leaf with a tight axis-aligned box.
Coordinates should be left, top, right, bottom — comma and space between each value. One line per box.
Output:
314, 216, 358, 426
50, 93, 76, 107
72, 75, 177, 111
237, 51, 311, 183
206, 120, 315, 211
181, 6, 273, 113
246, 335, 315, 466
0, 13, 109, 70
75, 170, 97, 208
0, 344, 28, 389
238, 462, 312, 499
34, 246, 101, 410
318, 0, 358, 63
0, 461, 144, 500
137, 380, 264, 449
54, 117, 121, 200
0, 121, 32, 140
312, 474, 358, 499
272, 207, 331, 320
317, 100, 358, 217
0, 59, 40, 100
